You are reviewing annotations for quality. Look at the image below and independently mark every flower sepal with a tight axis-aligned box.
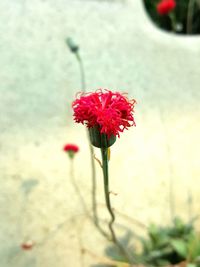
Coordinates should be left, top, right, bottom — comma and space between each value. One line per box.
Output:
68, 150, 76, 159
89, 126, 116, 148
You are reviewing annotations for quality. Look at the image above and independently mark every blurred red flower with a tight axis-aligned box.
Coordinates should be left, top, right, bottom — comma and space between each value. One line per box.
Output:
63, 144, 79, 153
72, 89, 136, 138
157, 0, 176, 15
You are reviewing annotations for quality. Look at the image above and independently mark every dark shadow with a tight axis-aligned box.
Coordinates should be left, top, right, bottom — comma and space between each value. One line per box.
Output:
142, 0, 200, 35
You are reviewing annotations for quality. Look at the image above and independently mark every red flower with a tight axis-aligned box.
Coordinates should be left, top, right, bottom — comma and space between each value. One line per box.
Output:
157, 0, 176, 15
72, 89, 136, 138
63, 144, 79, 153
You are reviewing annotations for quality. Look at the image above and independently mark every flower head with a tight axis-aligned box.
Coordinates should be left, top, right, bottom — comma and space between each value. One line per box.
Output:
63, 144, 79, 153
63, 144, 79, 159
72, 89, 136, 138
157, 0, 176, 15
66, 37, 79, 53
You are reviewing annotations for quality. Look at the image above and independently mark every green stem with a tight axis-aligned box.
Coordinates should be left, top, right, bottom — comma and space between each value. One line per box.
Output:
70, 158, 109, 239
101, 148, 116, 239
89, 142, 97, 224
75, 50, 109, 239
187, 189, 193, 222
187, 0, 195, 34
169, 12, 177, 33
88, 135, 110, 239
76, 52, 86, 92
101, 147, 132, 265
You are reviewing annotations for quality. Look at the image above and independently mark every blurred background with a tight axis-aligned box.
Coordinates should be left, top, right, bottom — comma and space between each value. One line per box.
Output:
1, 0, 200, 266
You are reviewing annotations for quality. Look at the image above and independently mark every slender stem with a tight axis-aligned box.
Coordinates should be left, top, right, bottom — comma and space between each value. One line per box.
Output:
88, 135, 99, 224
101, 148, 116, 240
187, 0, 195, 34
88, 135, 110, 239
75, 50, 109, 239
76, 52, 86, 92
101, 147, 132, 265
70, 158, 109, 238
169, 12, 177, 32
187, 189, 193, 222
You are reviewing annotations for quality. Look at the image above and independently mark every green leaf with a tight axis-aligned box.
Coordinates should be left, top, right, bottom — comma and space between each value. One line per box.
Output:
187, 264, 197, 267
187, 234, 200, 261
156, 259, 170, 266
171, 239, 187, 258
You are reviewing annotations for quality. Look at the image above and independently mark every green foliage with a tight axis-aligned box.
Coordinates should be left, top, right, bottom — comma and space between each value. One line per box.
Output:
140, 217, 200, 266
186, 233, 200, 266
94, 218, 200, 267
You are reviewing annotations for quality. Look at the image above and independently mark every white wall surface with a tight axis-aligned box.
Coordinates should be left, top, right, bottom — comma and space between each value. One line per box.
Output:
1, 0, 200, 266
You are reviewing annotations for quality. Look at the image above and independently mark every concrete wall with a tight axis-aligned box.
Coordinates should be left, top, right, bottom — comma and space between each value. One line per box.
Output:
1, 0, 200, 266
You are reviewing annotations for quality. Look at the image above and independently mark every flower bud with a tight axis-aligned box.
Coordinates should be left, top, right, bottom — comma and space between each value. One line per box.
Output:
66, 37, 79, 53
89, 126, 116, 148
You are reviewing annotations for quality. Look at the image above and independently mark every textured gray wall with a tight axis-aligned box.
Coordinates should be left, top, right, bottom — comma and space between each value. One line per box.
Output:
1, 0, 200, 266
